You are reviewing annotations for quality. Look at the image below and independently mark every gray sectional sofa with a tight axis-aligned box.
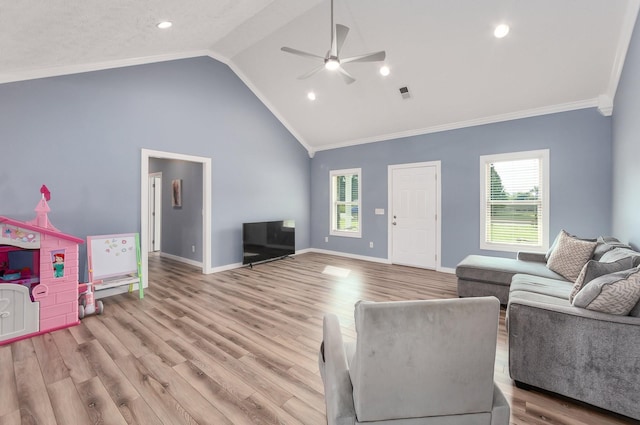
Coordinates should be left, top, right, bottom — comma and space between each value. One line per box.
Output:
456, 252, 566, 305
455, 235, 640, 420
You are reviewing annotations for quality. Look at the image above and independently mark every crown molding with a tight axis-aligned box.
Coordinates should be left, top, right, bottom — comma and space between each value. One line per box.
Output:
0, 50, 211, 85
212, 52, 315, 158
597, 95, 614, 116
604, 0, 640, 108
313, 98, 601, 153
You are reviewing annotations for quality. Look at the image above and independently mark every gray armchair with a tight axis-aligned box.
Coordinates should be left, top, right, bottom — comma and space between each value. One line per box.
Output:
319, 297, 510, 425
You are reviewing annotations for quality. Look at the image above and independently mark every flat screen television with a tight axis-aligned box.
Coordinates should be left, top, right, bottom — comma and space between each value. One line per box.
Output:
242, 220, 295, 265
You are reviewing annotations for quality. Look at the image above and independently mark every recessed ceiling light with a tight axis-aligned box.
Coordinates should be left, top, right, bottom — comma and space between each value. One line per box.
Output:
494, 24, 509, 38
157, 21, 173, 29
379, 65, 390, 76
307, 92, 317, 101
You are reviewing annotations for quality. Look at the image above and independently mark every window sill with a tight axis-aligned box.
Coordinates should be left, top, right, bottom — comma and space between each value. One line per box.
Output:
480, 241, 546, 253
330, 231, 362, 238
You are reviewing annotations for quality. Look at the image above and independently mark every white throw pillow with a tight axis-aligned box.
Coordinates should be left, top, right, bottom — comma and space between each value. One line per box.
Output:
546, 230, 597, 282
572, 267, 640, 315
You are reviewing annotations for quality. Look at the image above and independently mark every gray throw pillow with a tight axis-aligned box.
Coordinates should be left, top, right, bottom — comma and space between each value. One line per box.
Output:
592, 236, 631, 260
546, 230, 598, 282
600, 247, 640, 267
572, 267, 640, 315
570, 257, 634, 303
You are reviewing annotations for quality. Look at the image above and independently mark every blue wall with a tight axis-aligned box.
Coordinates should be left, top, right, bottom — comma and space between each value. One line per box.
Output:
149, 158, 203, 262
613, 14, 640, 249
311, 109, 613, 269
0, 57, 310, 271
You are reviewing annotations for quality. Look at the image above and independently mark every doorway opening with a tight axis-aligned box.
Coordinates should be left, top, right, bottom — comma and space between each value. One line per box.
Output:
140, 149, 212, 288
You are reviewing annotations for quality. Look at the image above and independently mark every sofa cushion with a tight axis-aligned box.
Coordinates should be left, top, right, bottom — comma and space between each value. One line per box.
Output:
600, 247, 640, 267
570, 257, 635, 303
510, 274, 573, 300
572, 267, 640, 315
592, 237, 631, 260
457, 255, 565, 285
545, 232, 560, 261
457, 278, 511, 305
630, 300, 640, 318
546, 230, 597, 282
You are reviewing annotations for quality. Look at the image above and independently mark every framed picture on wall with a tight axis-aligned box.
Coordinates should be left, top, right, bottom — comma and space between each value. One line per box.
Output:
172, 179, 182, 207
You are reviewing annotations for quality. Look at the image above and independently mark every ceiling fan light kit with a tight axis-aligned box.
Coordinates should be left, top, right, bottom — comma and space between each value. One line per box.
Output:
325, 57, 340, 70
281, 0, 386, 84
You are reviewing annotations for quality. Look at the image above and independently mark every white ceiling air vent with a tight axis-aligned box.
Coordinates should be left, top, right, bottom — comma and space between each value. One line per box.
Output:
399, 86, 411, 100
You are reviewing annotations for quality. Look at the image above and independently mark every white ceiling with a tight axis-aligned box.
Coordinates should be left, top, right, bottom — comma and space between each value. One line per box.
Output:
2, 0, 639, 155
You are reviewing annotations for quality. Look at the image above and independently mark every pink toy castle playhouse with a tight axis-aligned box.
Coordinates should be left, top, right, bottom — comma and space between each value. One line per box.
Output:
0, 189, 83, 345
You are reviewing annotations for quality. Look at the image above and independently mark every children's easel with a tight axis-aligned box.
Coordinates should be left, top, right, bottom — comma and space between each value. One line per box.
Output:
87, 233, 143, 299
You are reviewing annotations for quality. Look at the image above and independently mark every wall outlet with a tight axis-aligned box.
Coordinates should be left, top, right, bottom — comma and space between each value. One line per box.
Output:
191, 245, 196, 253
325, 236, 328, 242
369, 242, 374, 248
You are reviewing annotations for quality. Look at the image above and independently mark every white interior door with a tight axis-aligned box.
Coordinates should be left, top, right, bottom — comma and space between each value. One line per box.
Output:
390, 163, 439, 269
148, 174, 162, 252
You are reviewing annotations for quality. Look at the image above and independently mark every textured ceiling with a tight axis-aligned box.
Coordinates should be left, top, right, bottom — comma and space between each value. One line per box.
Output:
2, 0, 639, 155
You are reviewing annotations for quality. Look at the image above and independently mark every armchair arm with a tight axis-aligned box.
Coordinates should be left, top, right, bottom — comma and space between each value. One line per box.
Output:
319, 313, 356, 425
490, 384, 510, 425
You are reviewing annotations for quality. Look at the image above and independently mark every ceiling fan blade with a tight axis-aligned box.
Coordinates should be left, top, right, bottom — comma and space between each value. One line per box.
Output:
333, 24, 350, 57
341, 50, 386, 64
337, 67, 356, 84
298, 64, 325, 80
281, 46, 324, 60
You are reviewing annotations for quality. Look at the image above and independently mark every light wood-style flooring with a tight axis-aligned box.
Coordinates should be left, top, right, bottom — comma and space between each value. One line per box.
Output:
1, 253, 637, 425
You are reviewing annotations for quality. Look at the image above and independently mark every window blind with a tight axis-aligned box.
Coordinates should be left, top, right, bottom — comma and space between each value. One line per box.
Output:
485, 158, 542, 246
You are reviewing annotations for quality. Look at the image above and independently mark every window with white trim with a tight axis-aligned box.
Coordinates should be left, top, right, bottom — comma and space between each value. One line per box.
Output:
480, 150, 549, 252
330, 168, 361, 238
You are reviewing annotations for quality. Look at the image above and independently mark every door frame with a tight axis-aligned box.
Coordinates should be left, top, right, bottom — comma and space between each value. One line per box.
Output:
141, 149, 213, 288
148, 172, 162, 252
387, 161, 442, 270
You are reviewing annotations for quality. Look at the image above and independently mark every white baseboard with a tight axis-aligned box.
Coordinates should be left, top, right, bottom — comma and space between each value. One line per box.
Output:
210, 262, 243, 273
309, 248, 455, 274
438, 266, 456, 274
307, 248, 392, 264
160, 252, 204, 268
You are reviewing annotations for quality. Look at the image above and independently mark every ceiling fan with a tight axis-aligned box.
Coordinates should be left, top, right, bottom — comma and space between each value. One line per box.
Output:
280, 0, 386, 84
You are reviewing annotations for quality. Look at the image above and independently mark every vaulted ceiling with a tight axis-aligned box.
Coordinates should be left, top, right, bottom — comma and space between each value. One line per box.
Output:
2, 0, 638, 155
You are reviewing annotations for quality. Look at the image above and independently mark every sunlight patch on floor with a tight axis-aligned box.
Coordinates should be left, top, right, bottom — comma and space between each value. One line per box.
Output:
322, 265, 352, 278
